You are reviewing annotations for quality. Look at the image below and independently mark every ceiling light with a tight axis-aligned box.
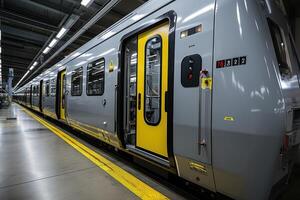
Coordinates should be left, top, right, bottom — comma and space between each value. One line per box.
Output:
33, 61, 38, 66
29, 65, 34, 70
43, 47, 51, 54
81, 0, 93, 7
131, 14, 145, 21
49, 38, 58, 48
56, 27, 67, 39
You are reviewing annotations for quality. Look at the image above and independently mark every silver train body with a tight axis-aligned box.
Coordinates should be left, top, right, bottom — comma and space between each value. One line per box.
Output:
14, 0, 300, 199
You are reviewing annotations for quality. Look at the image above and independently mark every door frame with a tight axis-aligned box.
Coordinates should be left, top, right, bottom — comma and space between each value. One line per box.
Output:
30, 85, 33, 107
56, 69, 66, 120
39, 80, 43, 112
117, 11, 177, 167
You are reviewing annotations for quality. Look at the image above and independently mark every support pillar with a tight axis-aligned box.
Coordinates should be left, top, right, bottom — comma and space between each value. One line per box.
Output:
7, 68, 13, 103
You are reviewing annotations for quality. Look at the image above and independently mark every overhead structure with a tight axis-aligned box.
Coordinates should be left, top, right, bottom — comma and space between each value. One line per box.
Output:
17, 0, 122, 88
0, 0, 146, 88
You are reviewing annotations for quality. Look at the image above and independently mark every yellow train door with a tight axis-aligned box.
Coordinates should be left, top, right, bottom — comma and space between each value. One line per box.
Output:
60, 70, 66, 120
136, 22, 169, 158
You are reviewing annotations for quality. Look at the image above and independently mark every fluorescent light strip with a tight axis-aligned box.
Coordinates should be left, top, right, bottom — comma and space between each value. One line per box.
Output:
81, 0, 93, 7
56, 27, 67, 39
15, 70, 30, 89
43, 47, 51, 54
49, 38, 58, 48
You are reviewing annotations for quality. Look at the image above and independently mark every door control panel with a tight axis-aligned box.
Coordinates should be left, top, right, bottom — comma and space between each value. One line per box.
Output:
181, 54, 202, 87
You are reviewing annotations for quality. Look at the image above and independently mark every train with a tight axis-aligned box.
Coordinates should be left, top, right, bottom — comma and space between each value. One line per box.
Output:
14, 0, 300, 199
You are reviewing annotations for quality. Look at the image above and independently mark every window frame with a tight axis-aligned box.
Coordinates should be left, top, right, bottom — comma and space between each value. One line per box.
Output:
143, 35, 163, 126
71, 67, 83, 96
267, 19, 291, 75
86, 58, 105, 96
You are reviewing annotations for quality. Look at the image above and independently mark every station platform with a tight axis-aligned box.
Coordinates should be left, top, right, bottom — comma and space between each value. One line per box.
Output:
0, 103, 189, 200
2, 103, 300, 200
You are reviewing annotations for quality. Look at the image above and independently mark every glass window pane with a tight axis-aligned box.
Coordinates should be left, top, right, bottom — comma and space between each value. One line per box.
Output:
144, 36, 162, 125
46, 81, 50, 96
71, 67, 83, 96
50, 79, 56, 97
268, 19, 290, 75
37, 86, 39, 96
87, 58, 105, 96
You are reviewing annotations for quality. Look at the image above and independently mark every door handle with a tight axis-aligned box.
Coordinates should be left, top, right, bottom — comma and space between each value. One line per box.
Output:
138, 93, 141, 110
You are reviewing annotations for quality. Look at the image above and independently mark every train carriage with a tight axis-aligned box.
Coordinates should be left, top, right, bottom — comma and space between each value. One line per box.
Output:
14, 0, 300, 199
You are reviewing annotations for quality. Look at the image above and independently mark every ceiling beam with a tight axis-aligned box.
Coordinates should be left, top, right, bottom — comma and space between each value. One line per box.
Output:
2, 45, 39, 56
2, 40, 41, 50
2, 55, 33, 63
2, 35, 44, 48
26, 0, 69, 16
0, 9, 59, 32
3, 33, 45, 47
2, 24, 49, 42
3, 50, 38, 60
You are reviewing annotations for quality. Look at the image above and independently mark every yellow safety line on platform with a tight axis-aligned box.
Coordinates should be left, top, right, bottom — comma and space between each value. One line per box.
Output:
21, 106, 169, 200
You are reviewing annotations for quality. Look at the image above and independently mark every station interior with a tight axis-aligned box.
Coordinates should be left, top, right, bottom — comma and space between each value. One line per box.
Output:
1, 0, 300, 200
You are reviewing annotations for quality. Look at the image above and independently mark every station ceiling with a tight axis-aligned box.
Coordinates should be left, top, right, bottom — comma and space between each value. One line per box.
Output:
0, 0, 146, 87
0, 0, 298, 88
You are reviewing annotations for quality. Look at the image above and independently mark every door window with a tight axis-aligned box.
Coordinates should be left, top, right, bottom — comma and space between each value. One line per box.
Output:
71, 67, 83, 96
144, 36, 162, 125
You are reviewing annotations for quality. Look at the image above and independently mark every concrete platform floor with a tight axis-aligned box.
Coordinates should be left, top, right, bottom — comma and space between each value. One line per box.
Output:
0, 104, 188, 200
1, 103, 299, 200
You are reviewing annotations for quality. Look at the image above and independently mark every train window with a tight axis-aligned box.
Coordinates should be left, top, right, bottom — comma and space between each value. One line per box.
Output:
71, 67, 83, 96
45, 81, 50, 97
50, 78, 56, 97
268, 19, 291, 76
144, 36, 162, 125
86, 58, 105, 96
289, 35, 300, 68
33, 86, 36, 96
37, 85, 39, 97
